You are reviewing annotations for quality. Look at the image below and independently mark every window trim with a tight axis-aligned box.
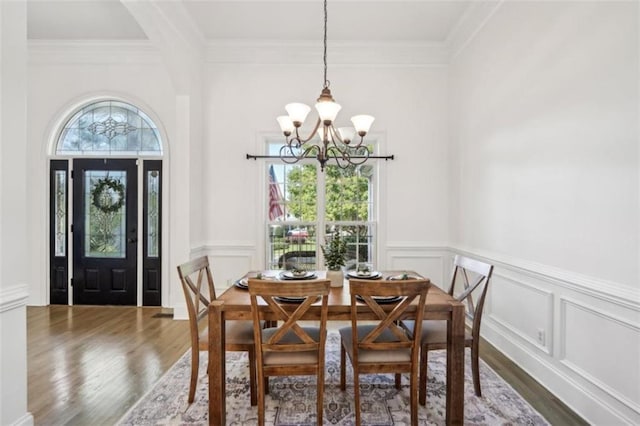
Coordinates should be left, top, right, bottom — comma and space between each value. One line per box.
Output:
263, 138, 381, 271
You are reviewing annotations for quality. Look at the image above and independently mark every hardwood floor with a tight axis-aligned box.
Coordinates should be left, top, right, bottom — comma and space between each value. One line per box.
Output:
478, 339, 588, 426
27, 306, 191, 425
27, 306, 586, 425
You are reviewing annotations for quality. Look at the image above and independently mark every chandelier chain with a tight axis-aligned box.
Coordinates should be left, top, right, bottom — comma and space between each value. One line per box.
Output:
323, 0, 328, 88
270, 0, 379, 171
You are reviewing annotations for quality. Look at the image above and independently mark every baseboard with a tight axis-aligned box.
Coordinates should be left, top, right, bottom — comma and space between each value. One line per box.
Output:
482, 323, 637, 425
172, 306, 188, 321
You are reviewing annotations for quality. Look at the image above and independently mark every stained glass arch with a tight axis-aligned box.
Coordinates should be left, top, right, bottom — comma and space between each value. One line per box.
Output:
56, 100, 163, 156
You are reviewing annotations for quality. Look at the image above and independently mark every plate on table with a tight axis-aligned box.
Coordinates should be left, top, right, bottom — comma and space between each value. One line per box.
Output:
234, 278, 249, 289
355, 294, 404, 304
274, 296, 307, 303
347, 270, 382, 280
280, 271, 317, 280
234, 274, 277, 289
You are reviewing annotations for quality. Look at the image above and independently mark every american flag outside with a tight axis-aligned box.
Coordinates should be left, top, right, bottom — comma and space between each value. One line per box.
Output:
268, 165, 284, 221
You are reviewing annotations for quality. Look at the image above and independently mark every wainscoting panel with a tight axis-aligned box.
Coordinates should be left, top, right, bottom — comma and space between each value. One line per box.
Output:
192, 243, 256, 294
559, 297, 640, 416
384, 245, 451, 288
487, 272, 554, 354
456, 247, 640, 425
0, 285, 33, 425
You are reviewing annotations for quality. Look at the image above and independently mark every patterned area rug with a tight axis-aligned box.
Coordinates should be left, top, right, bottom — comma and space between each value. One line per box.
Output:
118, 332, 549, 425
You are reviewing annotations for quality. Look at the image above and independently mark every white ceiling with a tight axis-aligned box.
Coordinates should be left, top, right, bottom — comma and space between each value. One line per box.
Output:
27, 0, 471, 43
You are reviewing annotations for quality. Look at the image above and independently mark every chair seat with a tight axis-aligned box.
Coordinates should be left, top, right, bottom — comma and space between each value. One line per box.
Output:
177, 256, 258, 406
402, 320, 472, 345
262, 326, 321, 365
199, 320, 256, 348
339, 324, 411, 363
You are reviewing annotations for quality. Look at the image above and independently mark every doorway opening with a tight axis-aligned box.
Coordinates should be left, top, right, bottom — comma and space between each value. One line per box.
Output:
49, 100, 164, 306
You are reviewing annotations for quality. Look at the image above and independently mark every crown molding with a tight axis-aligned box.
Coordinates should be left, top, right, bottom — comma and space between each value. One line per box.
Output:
28, 40, 162, 65
205, 39, 449, 66
27, 39, 449, 67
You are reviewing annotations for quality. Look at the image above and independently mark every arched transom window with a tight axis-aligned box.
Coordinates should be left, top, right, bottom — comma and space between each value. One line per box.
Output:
56, 100, 162, 156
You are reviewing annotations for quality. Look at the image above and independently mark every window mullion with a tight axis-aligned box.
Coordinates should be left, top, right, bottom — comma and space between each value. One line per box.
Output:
316, 165, 326, 266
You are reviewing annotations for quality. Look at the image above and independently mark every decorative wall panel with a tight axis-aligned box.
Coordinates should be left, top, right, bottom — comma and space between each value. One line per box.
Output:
560, 298, 640, 415
488, 272, 553, 354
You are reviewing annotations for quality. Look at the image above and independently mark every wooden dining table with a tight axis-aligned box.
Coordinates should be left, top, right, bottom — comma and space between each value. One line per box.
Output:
208, 270, 465, 425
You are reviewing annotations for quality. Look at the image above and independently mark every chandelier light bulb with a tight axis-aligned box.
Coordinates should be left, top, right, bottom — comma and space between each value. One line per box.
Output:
337, 127, 355, 144
277, 116, 295, 135
285, 103, 311, 126
315, 101, 342, 124
351, 115, 375, 136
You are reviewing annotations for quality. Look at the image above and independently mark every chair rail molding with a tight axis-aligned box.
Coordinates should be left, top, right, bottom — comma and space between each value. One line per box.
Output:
384, 243, 452, 287
192, 242, 257, 292
0, 284, 29, 313
454, 246, 640, 308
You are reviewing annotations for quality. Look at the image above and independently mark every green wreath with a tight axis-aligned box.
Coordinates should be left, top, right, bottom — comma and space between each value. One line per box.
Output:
92, 177, 125, 214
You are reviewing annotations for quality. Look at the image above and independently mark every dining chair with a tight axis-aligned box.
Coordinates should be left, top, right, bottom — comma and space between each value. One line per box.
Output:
340, 278, 431, 426
177, 256, 257, 406
248, 278, 331, 426
402, 254, 494, 405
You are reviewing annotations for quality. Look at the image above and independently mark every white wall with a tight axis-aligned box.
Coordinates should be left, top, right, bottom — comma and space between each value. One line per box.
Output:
199, 46, 450, 288
25, 43, 195, 309
17, 2, 640, 424
25, 41, 451, 311
0, 2, 33, 425
449, 1, 640, 424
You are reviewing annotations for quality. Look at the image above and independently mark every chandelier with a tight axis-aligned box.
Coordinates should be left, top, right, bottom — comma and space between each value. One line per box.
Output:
275, 0, 375, 171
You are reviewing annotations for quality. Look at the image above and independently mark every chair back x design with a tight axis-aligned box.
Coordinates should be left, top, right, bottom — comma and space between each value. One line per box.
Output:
177, 257, 257, 405
449, 255, 493, 341
402, 254, 494, 405
248, 278, 331, 426
340, 278, 431, 426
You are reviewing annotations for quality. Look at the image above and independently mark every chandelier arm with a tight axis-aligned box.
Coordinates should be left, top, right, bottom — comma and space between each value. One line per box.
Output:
330, 142, 371, 168
279, 144, 302, 164
328, 125, 345, 145
279, 142, 323, 164
349, 136, 367, 149
302, 144, 322, 160
327, 147, 361, 169
292, 118, 323, 145
328, 130, 371, 157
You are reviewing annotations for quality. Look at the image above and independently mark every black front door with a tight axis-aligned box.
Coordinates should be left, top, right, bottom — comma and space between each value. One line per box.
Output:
72, 159, 137, 305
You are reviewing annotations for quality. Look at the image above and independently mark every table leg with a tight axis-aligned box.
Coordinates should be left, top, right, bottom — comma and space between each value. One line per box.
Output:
209, 301, 226, 425
446, 303, 465, 425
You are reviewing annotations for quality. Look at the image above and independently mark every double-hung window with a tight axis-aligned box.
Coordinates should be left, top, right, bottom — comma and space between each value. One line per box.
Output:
265, 141, 377, 272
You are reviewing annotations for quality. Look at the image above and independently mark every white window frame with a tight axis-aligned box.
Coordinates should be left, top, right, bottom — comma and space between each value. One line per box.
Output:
263, 138, 380, 271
